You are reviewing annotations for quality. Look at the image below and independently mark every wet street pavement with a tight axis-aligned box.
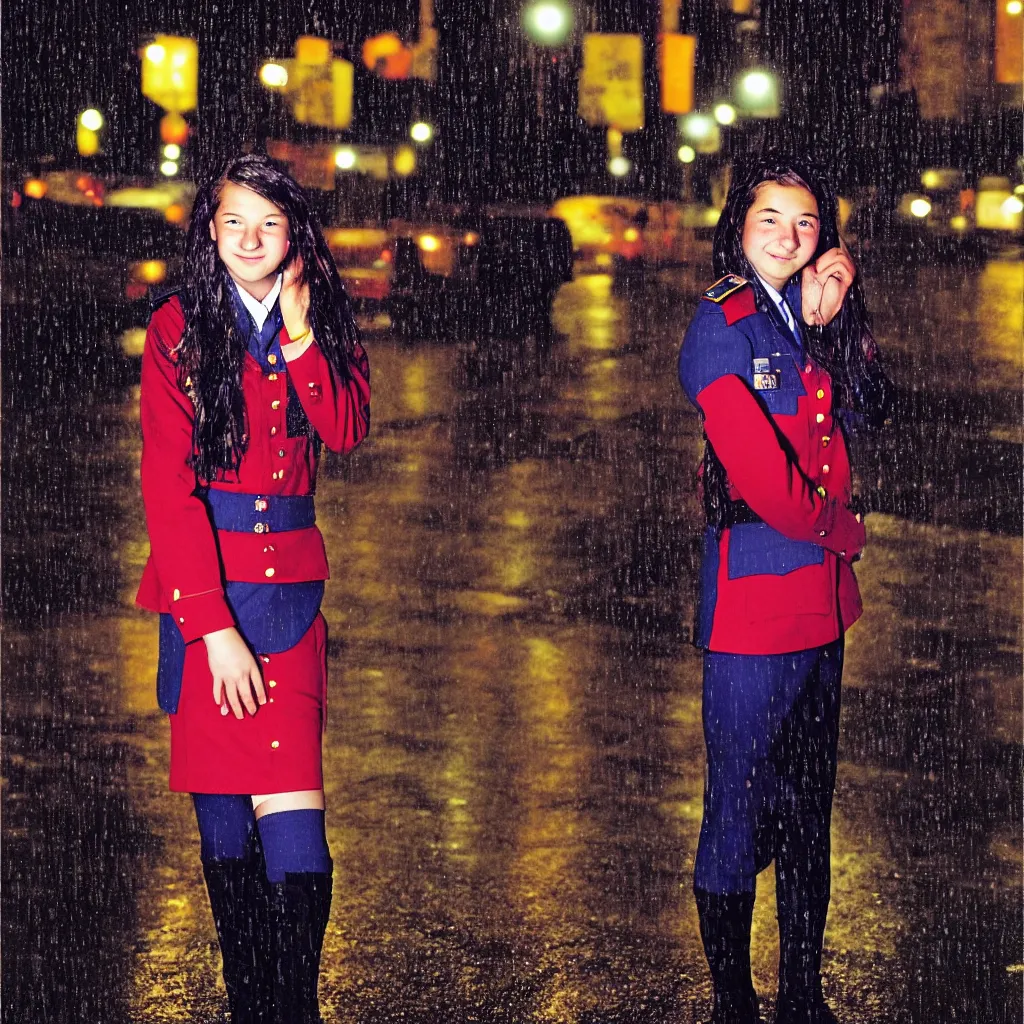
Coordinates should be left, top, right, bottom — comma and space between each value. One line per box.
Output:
3, 257, 1022, 1024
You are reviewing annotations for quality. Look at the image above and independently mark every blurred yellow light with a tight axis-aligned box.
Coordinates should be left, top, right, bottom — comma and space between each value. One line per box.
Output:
418, 234, 440, 252
1001, 195, 1024, 215
463, 232, 479, 245
921, 169, 941, 189
335, 147, 357, 170
608, 156, 631, 177
172, 50, 188, 67
164, 203, 186, 224
740, 70, 772, 98
1015, 184, 1024, 195
949, 215, 968, 231
145, 43, 167, 63
623, 227, 639, 242
162, 143, 181, 160
713, 103, 737, 125
392, 145, 416, 177
1007, 0, 1022, 15
678, 144, 696, 163
260, 62, 289, 88
910, 198, 932, 218
80, 108, 104, 131
410, 121, 433, 143
160, 160, 179, 177
77, 126, 100, 157
24, 178, 47, 199
134, 260, 168, 284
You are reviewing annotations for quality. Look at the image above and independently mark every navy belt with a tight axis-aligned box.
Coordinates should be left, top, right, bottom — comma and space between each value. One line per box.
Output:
205, 490, 315, 534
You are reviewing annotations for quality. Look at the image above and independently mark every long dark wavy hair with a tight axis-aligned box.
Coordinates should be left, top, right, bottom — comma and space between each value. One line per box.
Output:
703, 155, 888, 528
176, 153, 360, 481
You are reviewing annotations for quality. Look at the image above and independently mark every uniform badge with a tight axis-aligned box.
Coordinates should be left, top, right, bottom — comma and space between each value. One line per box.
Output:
752, 357, 778, 390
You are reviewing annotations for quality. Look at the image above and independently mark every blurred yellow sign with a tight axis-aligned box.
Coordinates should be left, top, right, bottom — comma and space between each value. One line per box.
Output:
579, 34, 645, 132
996, 0, 1023, 85
141, 35, 198, 113
660, 33, 695, 114
296, 35, 331, 65
287, 57, 353, 129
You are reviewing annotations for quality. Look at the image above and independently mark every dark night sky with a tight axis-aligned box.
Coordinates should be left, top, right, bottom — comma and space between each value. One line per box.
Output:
2, 0, 1015, 200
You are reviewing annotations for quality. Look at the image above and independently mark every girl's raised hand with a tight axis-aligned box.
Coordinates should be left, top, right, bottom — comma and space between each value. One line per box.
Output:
203, 626, 267, 720
279, 251, 311, 339
801, 244, 856, 326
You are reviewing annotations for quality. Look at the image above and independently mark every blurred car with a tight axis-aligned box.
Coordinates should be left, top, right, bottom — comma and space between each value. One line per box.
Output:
846, 169, 996, 262
6, 169, 193, 355
385, 209, 574, 338
323, 226, 393, 306
549, 194, 718, 275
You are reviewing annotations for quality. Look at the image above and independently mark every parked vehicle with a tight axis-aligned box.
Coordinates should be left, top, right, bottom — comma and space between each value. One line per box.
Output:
386, 209, 574, 338
549, 194, 717, 274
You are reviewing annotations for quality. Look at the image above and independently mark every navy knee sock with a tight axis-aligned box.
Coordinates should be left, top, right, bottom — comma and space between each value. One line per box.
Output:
192, 794, 258, 862
256, 809, 331, 883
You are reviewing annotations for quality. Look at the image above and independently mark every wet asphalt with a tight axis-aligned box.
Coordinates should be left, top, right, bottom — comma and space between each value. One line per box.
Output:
2, 255, 1022, 1023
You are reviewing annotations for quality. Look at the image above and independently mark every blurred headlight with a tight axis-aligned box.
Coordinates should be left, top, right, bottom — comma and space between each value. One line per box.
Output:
132, 260, 168, 284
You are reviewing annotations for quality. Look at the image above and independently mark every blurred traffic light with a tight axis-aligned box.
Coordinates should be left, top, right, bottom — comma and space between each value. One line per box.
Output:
141, 35, 198, 112
77, 109, 104, 156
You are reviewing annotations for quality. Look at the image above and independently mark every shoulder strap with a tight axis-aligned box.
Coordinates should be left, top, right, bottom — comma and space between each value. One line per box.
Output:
149, 283, 186, 314
701, 275, 757, 326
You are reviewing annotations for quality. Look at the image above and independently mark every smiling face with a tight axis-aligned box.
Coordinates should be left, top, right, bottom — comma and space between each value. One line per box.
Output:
740, 181, 820, 291
209, 181, 290, 300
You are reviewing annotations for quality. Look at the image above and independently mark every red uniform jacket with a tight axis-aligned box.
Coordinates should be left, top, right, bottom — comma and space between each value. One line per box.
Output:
136, 295, 371, 643
678, 276, 864, 655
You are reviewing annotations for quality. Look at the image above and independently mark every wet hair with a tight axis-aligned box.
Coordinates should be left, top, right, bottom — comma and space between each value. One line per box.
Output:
176, 153, 360, 481
702, 155, 887, 530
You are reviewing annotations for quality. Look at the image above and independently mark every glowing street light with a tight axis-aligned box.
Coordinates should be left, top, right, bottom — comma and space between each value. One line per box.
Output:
735, 69, 779, 117
523, 1, 573, 46
335, 147, 357, 170
713, 103, 737, 126
1007, 0, 1022, 15
909, 198, 932, 218
680, 112, 721, 153
80, 108, 105, 132
162, 143, 181, 160
260, 62, 289, 88
607, 156, 631, 177
410, 121, 433, 143
678, 145, 696, 164
145, 43, 167, 64
160, 160, 179, 177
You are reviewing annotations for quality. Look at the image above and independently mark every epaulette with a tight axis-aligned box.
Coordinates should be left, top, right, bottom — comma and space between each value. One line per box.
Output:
702, 275, 756, 325
149, 283, 185, 314
702, 275, 748, 303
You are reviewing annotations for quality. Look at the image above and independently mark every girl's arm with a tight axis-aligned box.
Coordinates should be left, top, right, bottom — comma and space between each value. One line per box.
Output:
679, 308, 865, 560
139, 299, 235, 643
278, 257, 371, 453
281, 336, 371, 454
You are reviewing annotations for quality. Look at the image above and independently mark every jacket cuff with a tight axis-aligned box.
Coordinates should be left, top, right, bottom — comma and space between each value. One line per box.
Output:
170, 588, 235, 644
812, 500, 866, 561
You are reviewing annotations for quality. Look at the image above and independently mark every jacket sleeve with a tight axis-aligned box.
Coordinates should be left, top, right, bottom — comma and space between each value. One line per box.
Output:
680, 305, 865, 560
139, 302, 235, 642
282, 336, 371, 454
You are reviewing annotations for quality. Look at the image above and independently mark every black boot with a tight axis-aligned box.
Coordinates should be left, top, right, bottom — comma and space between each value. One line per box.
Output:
202, 854, 274, 1023
695, 888, 761, 1024
268, 866, 333, 1024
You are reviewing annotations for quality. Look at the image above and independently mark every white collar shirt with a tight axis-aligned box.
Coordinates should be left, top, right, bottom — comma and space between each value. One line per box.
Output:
234, 274, 282, 331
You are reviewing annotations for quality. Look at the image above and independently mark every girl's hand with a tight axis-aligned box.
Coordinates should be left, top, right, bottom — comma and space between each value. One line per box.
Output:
801, 244, 856, 326
279, 252, 311, 339
204, 627, 267, 720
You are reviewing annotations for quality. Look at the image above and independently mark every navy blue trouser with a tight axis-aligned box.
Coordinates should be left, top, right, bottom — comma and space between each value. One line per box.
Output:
694, 639, 843, 896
